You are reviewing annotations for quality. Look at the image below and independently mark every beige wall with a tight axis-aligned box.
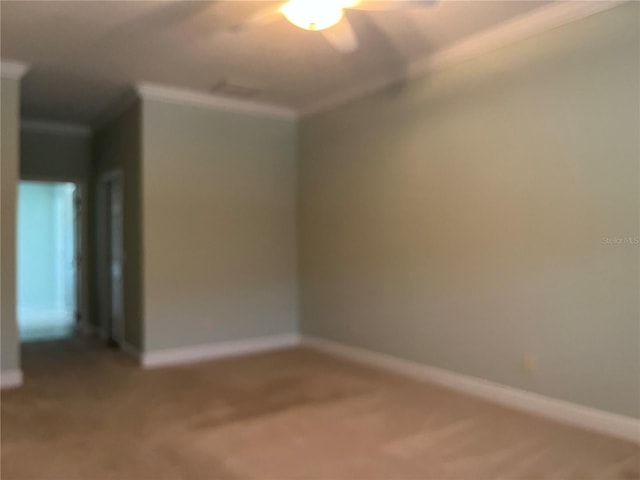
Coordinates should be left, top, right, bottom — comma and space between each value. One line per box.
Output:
93, 103, 143, 348
1, 76, 21, 371
141, 99, 298, 351
299, 4, 640, 418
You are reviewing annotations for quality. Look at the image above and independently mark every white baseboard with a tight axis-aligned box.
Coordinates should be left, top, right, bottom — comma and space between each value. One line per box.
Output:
141, 333, 301, 369
1, 369, 23, 390
301, 335, 640, 444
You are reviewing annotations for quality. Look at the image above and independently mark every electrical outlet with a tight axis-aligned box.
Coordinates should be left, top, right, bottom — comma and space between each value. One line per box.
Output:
523, 354, 537, 373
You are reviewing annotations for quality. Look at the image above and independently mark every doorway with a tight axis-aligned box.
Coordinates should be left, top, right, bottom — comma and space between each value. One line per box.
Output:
99, 171, 125, 346
17, 180, 82, 341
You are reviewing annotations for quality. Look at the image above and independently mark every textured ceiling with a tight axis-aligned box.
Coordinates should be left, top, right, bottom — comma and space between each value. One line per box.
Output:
0, 1, 552, 124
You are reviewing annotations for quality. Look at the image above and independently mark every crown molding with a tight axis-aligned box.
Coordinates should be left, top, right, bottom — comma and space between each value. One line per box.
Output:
302, 0, 626, 117
136, 83, 298, 120
0, 60, 29, 80
300, 71, 408, 118
413, 0, 626, 74
21, 119, 91, 137
91, 88, 139, 132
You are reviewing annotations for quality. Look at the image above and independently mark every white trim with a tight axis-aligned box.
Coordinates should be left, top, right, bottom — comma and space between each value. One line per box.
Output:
136, 83, 298, 120
0, 60, 28, 80
301, 72, 406, 117
97, 169, 126, 346
301, 335, 640, 444
20, 174, 85, 183
141, 333, 301, 369
91, 88, 138, 132
302, 0, 626, 116
21, 119, 91, 137
415, 0, 626, 74
96, 167, 127, 350
1, 369, 23, 389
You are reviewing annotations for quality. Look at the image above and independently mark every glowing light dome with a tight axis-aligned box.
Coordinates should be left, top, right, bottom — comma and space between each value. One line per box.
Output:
281, 0, 346, 31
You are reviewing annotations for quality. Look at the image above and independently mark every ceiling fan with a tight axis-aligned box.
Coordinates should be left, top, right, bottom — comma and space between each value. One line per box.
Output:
235, 0, 437, 54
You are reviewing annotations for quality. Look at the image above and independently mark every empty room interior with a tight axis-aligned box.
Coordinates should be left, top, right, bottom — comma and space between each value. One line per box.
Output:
0, 0, 639, 479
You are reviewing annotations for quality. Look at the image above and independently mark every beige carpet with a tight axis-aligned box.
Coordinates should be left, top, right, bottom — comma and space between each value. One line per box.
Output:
2, 338, 638, 480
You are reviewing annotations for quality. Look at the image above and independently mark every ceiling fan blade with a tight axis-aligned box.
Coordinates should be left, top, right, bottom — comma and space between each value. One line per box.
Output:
231, 3, 285, 31
321, 16, 359, 53
347, 0, 437, 11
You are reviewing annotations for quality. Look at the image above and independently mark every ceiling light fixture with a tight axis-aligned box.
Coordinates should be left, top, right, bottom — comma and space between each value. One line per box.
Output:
281, 0, 354, 31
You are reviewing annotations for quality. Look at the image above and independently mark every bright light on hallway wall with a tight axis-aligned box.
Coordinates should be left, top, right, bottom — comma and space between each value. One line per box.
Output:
281, 0, 357, 31
17, 181, 77, 341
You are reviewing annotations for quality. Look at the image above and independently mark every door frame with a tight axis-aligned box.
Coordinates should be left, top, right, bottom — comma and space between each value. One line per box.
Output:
98, 169, 125, 346
18, 176, 89, 335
